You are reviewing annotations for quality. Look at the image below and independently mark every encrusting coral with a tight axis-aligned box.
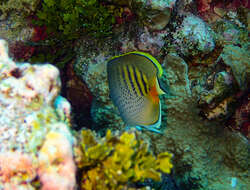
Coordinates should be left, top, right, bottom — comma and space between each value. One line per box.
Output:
38, 129, 76, 190
0, 39, 76, 190
75, 129, 173, 190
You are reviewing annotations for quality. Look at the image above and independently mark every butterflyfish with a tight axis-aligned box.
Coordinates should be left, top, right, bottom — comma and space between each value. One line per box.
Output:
107, 51, 166, 133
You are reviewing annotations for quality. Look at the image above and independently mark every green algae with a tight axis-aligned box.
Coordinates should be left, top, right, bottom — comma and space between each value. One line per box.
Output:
34, 0, 115, 40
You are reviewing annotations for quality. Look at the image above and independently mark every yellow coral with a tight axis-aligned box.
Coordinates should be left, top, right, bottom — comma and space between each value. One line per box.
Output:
78, 130, 173, 190
156, 152, 173, 174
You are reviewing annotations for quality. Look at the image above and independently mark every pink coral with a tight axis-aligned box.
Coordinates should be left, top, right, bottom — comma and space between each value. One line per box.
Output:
0, 39, 76, 189
0, 152, 36, 189
38, 130, 76, 190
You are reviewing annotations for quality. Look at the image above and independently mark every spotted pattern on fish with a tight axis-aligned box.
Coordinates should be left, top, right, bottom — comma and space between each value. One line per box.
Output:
107, 51, 165, 129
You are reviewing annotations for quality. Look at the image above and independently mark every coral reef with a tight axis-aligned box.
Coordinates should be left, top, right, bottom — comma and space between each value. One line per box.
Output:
0, 1, 49, 64
0, 152, 36, 190
54, 95, 72, 126
229, 92, 250, 138
198, 71, 235, 120
38, 129, 76, 190
200, 71, 233, 105
146, 54, 249, 190
212, 20, 248, 47
133, 0, 176, 31
35, 0, 115, 39
76, 129, 173, 190
196, 0, 250, 23
1, 0, 249, 189
135, 0, 177, 10
0, 39, 76, 189
197, 42, 249, 126
218, 44, 250, 91
120, 27, 167, 56
171, 14, 215, 57
0, 0, 39, 43
73, 1, 249, 188
9, 41, 36, 61
163, 53, 191, 97
73, 37, 124, 133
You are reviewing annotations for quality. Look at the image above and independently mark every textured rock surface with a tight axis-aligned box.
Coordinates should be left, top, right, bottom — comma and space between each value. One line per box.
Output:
66, 1, 250, 189
74, 38, 123, 133
212, 21, 248, 47
0, 0, 39, 43
135, 0, 177, 10
172, 14, 215, 56
0, 39, 76, 190
143, 56, 249, 190
0, 0, 249, 189
120, 27, 167, 56
218, 44, 250, 90
135, 0, 176, 31
163, 53, 191, 97
75, 40, 249, 190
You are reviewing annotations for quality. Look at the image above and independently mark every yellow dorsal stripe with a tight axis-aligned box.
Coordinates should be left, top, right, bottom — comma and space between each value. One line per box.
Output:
141, 72, 149, 94
128, 65, 141, 96
135, 67, 147, 96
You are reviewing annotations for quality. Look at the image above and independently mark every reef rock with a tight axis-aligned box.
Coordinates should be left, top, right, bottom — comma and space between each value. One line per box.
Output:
0, 0, 39, 43
0, 39, 76, 190
218, 44, 250, 91
136, 0, 176, 31
172, 14, 215, 56
121, 27, 167, 56
163, 53, 191, 97
212, 20, 249, 47
112, 0, 176, 31
74, 38, 123, 133
144, 69, 249, 190
198, 71, 235, 120
133, 52, 249, 190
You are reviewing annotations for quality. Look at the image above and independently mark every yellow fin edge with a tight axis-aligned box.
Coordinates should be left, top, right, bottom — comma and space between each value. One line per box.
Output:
155, 77, 165, 95
108, 51, 163, 77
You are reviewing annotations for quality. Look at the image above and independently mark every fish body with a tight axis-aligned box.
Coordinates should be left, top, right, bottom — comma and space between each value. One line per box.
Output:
107, 51, 166, 132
